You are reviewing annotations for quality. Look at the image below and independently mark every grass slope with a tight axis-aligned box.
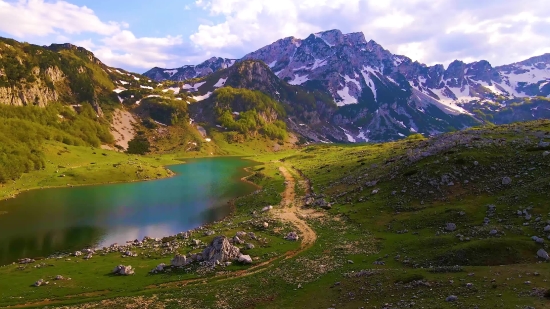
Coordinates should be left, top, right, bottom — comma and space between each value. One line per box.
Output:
2, 120, 550, 308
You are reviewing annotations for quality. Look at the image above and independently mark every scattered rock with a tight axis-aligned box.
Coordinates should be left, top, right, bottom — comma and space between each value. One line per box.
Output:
262, 222, 269, 228
18, 258, 35, 264
245, 243, 255, 250
446, 295, 458, 302
502, 177, 512, 185
261, 205, 273, 212
171, 254, 188, 267
55, 275, 64, 280
537, 249, 549, 260
237, 254, 253, 264
285, 231, 299, 241
34, 279, 44, 287
445, 223, 457, 232
152, 263, 165, 273
112, 265, 135, 275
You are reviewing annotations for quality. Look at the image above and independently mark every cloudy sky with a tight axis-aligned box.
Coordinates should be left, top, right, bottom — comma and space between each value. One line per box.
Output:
0, 0, 549, 73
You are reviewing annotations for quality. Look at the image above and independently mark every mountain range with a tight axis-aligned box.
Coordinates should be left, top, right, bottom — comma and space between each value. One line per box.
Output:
144, 29, 550, 142
0, 30, 549, 146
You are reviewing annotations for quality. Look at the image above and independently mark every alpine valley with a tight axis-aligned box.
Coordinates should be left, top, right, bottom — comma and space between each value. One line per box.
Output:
2, 26, 550, 309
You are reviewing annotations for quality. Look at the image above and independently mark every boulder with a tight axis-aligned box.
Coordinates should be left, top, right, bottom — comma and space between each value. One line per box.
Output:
544, 225, 550, 233
285, 231, 299, 241
261, 205, 273, 212
233, 236, 244, 245
262, 222, 269, 228
112, 265, 134, 275
151, 263, 165, 273
537, 249, 550, 260
236, 231, 247, 238
74, 251, 82, 257
445, 223, 457, 232
202, 236, 241, 263
238, 254, 253, 264
34, 279, 44, 287
18, 258, 35, 264
489, 230, 498, 235
245, 243, 255, 250
446, 295, 458, 302
55, 275, 64, 280
171, 254, 188, 267
502, 177, 512, 185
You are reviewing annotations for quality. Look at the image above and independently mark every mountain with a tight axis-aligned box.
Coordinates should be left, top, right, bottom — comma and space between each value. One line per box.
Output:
147, 29, 550, 142
183, 60, 346, 142
143, 57, 237, 82
0, 37, 161, 117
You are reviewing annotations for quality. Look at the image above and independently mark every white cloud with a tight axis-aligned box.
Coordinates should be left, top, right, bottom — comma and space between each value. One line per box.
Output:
189, 0, 550, 67
0, 0, 124, 37
94, 31, 185, 69
0, 0, 195, 72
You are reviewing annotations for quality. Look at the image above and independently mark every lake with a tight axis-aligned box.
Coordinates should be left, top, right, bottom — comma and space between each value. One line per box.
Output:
0, 157, 256, 265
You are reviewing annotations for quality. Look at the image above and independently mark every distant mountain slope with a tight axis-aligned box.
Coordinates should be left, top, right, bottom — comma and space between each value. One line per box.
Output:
184, 60, 346, 142
143, 57, 236, 82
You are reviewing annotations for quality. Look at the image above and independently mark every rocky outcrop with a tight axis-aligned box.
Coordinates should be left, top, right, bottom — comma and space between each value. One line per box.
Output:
202, 236, 241, 263
171, 254, 189, 267
0, 82, 58, 106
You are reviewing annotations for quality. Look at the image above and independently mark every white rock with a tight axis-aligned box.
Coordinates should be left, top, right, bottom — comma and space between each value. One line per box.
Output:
238, 254, 253, 264
171, 254, 188, 267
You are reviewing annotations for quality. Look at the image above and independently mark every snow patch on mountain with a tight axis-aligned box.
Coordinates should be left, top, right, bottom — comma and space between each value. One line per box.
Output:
339, 127, 356, 142
164, 69, 177, 77
192, 92, 212, 102
314, 33, 335, 47
182, 81, 206, 92
337, 86, 358, 106
289, 74, 309, 85
162, 87, 180, 94
214, 77, 228, 88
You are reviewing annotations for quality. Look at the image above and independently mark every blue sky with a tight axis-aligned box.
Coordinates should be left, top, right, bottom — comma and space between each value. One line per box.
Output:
0, 0, 549, 73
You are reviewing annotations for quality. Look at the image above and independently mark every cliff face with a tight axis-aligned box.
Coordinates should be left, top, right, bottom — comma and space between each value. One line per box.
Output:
0, 66, 64, 106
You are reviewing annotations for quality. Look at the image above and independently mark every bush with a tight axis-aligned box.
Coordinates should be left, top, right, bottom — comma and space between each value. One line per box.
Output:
127, 135, 150, 155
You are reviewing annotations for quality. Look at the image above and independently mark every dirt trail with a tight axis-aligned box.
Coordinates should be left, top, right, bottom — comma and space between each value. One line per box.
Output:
275, 166, 317, 255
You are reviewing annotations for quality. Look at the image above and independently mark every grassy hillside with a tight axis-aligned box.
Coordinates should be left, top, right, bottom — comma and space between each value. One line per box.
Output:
0, 103, 115, 183
2, 121, 550, 308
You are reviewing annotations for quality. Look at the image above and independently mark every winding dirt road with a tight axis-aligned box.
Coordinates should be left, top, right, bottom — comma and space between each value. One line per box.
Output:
275, 166, 317, 256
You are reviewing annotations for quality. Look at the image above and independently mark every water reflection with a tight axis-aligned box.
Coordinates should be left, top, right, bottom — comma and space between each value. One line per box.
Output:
0, 158, 255, 265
